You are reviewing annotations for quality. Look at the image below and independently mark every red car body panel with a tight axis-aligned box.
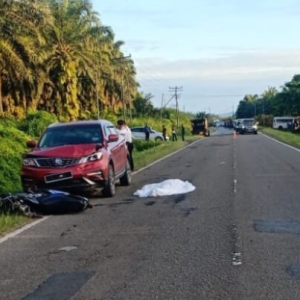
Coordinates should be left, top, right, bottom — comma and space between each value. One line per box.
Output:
20, 120, 128, 192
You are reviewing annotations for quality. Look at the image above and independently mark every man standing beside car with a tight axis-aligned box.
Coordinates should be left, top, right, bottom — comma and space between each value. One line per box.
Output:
145, 124, 151, 141
117, 120, 134, 171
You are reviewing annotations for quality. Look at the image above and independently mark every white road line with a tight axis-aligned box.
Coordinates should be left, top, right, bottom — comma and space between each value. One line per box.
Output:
233, 179, 237, 193
0, 217, 50, 245
0, 138, 205, 244
259, 132, 300, 153
132, 138, 204, 175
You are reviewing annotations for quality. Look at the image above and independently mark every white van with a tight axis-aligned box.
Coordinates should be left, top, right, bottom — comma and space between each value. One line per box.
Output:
272, 117, 295, 129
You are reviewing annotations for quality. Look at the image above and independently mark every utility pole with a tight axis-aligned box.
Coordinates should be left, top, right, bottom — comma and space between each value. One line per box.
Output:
169, 86, 183, 127
160, 93, 164, 120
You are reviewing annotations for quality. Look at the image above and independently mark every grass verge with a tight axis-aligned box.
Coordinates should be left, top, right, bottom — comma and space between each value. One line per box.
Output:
260, 127, 300, 149
134, 135, 202, 170
0, 214, 29, 236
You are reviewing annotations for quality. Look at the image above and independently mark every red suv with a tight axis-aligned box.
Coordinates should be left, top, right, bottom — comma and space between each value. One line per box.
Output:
21, 120, 131, 197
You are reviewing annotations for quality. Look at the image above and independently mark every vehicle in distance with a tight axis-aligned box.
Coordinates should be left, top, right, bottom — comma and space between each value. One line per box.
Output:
272, 116, 295, 130
236, 118, 258, 134
190, 118, 210, 136
21, 120, 131, 197
130, 126, 168, 141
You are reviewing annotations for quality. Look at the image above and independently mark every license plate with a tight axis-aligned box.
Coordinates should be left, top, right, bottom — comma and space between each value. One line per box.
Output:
44, 172, 72, 183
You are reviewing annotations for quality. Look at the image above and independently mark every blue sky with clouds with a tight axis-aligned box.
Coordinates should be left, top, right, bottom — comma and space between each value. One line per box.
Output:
92, 0, 300, 114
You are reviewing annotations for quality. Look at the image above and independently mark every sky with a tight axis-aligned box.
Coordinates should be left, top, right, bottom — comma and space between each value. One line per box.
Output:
92, 0, 300, 115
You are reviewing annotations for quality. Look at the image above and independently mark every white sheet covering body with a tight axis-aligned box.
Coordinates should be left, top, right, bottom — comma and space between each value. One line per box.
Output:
133, 179, 196, 197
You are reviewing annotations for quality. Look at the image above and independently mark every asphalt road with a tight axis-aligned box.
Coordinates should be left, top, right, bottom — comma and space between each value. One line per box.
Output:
1, 128, 300, 300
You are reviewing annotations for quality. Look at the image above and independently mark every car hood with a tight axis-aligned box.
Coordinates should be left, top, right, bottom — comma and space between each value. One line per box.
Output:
28, 144, 99, 158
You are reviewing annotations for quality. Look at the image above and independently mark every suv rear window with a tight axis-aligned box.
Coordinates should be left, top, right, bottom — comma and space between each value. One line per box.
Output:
38, 125, 103, 148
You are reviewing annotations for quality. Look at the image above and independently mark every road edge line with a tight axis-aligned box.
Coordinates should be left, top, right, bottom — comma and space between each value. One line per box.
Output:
132, 137, 204, 175
0, 216, 50, 245
259, 132, 300, 153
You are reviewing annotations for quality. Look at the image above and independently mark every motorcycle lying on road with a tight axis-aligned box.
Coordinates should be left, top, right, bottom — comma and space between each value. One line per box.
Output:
0, 189, 92, 218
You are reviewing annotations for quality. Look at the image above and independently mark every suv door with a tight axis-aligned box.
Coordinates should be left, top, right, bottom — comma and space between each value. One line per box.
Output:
105, 122, 126, 175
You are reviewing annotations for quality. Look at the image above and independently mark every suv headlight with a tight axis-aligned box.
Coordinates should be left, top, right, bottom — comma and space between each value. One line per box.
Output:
23, 158, 37, 167
253, 125, 257, 129
79, 152, 103, 163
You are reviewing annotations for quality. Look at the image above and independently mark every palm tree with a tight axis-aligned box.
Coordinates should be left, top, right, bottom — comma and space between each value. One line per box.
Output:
0, 0, 50, 115
0, 0, 138, 119
43, 0, 101, 119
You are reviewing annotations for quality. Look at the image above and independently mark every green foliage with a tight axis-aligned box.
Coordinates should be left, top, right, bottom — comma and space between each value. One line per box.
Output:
0, 0, 138, 120
0, 213, 28, 235
19, 111, 57, 137
133, 140, 161, 152
0, 121, 31, 193
132, 93, 154, 117
236, 76, 300, 121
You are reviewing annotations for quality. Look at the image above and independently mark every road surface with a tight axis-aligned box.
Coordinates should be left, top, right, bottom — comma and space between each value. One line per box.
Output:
1, 128, 300, 300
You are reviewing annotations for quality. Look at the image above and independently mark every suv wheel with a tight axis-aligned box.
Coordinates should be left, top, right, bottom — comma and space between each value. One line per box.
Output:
102, 164, 116, 197
120, 159, 132, 186
155, 137, 163, 142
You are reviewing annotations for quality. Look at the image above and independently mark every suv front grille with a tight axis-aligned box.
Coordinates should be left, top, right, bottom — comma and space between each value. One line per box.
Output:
35, 158, 81, 168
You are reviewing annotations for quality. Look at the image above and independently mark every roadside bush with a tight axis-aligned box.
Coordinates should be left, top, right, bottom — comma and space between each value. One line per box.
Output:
133, 140, 162, 152
0, 123, 31, 193
19, 111, 58, 138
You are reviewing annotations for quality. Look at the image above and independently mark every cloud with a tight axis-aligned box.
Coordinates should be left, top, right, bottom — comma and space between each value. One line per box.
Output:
136, 48, 300, 82
134, 48, 300, 114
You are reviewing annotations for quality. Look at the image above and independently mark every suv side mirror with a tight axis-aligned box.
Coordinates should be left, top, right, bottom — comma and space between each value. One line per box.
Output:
108, 134, 118, 142
26, 140, 37, 148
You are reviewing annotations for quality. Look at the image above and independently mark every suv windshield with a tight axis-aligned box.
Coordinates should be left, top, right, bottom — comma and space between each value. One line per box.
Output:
38, 125, 102, 148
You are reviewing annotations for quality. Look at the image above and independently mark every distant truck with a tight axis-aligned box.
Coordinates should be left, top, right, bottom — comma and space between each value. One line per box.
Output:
191, 118, 210, 136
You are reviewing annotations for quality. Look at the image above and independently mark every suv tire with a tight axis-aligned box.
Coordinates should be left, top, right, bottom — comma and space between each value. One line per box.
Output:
102, 164, 116, 197
120, 159, 132, 186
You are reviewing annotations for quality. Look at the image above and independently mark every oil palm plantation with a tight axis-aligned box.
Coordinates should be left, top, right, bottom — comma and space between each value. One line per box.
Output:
0, 0, 138, 120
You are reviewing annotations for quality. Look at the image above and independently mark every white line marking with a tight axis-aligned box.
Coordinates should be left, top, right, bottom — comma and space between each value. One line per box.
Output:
259, 132, 300, 153
233, 179, 237, 193
132, 138, 204, 175
0, 217, 50, 245
0, 138, 204, 244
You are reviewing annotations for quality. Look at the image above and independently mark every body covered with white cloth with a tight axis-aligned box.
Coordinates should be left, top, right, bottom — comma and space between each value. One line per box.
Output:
133, 179, 195, 197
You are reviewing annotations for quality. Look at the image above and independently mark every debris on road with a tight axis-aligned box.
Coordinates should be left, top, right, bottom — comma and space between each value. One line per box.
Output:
133, 179, 196, 197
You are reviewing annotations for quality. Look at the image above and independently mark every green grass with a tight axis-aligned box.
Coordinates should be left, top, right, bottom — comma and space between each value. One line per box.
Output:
134, 135, 202, 170
260, 127, 300, 149
0, 213, 29, 236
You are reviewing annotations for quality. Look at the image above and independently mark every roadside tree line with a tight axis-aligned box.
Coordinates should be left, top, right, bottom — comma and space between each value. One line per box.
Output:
235, 74, 300, 125
0, 0, 139, 121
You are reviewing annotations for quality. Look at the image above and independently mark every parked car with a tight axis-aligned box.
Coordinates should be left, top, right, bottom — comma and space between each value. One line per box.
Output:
21, 120, 131, 197
130, 126, 168, 141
